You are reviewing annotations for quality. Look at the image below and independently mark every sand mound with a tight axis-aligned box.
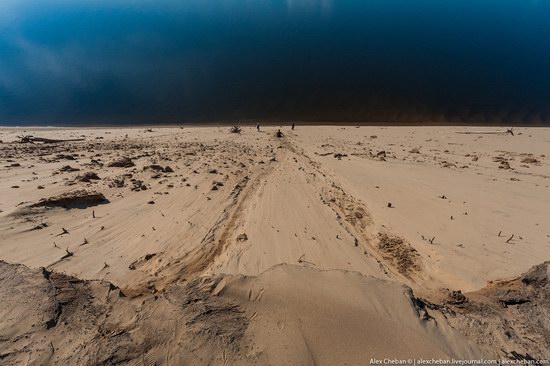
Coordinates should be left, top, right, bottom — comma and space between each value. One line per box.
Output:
0, 261, 488, 365
221, 265, 488, 363
29, 189, 108, 208
424, 262, 550, 359
0, 261, 247, 365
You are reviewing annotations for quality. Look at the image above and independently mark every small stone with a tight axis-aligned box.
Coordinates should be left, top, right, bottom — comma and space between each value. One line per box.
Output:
60, 165, 80, 172
108, 157, 135, 168
521, 157, 538, 164
77, 171, 100, 182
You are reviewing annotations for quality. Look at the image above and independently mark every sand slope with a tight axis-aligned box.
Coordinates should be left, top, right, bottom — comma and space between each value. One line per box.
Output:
0, 261, 488, 365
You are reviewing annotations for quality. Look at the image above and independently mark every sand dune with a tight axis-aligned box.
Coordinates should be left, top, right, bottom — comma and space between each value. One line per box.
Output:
0, 126, 549, 364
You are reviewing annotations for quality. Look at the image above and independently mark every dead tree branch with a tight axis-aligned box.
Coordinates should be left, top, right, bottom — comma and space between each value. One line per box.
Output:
17, 135, 85, 144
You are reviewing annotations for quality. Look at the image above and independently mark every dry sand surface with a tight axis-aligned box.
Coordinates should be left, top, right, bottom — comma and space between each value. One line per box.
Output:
0, 125, 549, 364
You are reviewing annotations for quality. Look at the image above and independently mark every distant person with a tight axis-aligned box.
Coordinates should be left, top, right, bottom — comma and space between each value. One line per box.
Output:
256, 122, 260, 131
291, 122, 295, 130
275, 129, 284, 138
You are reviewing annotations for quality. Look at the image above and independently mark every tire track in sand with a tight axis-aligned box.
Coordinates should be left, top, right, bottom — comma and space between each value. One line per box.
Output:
151, 145, 287, 289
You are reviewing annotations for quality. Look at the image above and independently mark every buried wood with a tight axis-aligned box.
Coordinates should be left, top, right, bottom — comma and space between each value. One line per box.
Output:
17, 135, 85, 144
56, 228, 69, 236
455, 128, 514, 136
61, 248, 74, 260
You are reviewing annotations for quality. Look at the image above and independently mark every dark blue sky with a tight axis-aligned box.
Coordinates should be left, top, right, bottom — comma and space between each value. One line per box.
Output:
1, 0, 550, 125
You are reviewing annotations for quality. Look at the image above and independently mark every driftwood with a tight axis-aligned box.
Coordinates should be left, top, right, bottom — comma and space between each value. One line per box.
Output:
455, 128, 514, 136
17, 135, 85, 144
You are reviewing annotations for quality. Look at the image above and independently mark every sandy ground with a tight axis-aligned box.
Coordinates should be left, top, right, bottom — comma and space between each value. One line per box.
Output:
0, 125, 549, 364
